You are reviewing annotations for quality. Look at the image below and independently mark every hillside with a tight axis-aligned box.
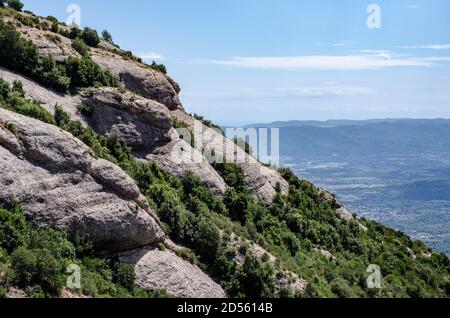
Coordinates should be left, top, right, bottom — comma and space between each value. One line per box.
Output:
0, 4, 449, 298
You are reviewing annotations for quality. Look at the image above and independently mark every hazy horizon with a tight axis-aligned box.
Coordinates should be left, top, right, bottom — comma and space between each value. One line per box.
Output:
219, 116, 450, 127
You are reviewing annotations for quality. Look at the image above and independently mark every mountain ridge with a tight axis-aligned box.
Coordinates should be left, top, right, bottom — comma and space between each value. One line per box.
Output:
0, 4, 449, 299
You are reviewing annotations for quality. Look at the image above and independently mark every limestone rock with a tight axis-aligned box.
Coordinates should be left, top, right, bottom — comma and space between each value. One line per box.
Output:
172, 110, 289, 204
120, 247, 226, 298
80, 87, 173, 149
17, 23, 78, 62
144, 138, 227, 196
0, 109, 164, 252
91, 49, 182, 110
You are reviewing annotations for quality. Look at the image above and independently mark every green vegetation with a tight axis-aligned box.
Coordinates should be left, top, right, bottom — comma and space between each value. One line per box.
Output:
53, 107, 450, 298
0, 78, 55, 124
68, 26, 82, 40
65, 56, 119, 88
233, 137, 253, 155
1, 0, 23, 11
71, 38, 89, 56
0, 20, 118, 92
2, 90, 449, 298
149, 61, 167, 74
0, 202, 172, 298
101, 30, 114, 44
0, 7, 449, 298
81, 27, 100, 47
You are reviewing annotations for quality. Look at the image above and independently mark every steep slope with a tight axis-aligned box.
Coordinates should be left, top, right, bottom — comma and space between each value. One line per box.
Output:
0, 107, 225, 298
0, 108, 163, 252
1, 7, 449, 299
6, 11, 283, 202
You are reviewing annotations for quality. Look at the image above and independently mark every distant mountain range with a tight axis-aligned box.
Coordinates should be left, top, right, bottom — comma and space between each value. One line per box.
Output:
246, 118, 450, 256
246, 118, 450, 128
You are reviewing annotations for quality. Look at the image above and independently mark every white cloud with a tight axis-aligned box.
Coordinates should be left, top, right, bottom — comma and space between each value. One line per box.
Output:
200, 53, 449, 70
139, 52, 164, 61
407, 4, 422, 9
398, 44, 450, 50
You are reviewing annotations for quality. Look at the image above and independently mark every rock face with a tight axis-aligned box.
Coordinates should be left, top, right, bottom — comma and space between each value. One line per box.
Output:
14, 17, 182, 111
120, 247, 226, 298
144, 138, 228, 196
17, 23, 78, 62
79, 88, 227, 195
0, 108, 164, 252
91, 49, 182, 111
172, 110, 289, 204
80, 87, 173, 149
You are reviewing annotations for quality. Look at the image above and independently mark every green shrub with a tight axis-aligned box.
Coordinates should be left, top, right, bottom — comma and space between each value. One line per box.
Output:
46, 16, 58, 23
66, 56, 119, 88
68, 26, 82, 39
212, 162, 248, 192
113, 263, 135, 291
0, 203, 29, 253
82, 27, 100, 47
6, 0, 23, 11
50, 21, 59, 33
149, 61, 167, 74
101, 30, 113, 44
0, 286, 6, 298
71, 37, 89, 56
231, 254, 276, 298
0, 204, 172, 298
0, 78, 56, 124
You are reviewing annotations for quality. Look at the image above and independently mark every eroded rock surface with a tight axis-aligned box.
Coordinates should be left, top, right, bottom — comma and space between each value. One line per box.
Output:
144, 138, 227, 196
120, 247, 226, 298
91, 49, 182, 110
0, 67, 82, 120
80, 87, 173, 149
0, 109, 164, 252
172, 110, 289, 204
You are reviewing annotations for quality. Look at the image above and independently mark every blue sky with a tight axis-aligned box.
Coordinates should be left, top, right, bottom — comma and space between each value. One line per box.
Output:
22, 0, 450, 125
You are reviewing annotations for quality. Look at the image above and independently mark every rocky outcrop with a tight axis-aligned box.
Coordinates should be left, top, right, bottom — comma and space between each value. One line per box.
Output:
0, 108, 164, 252
80, 87, 173, 149
78, 88, 227, 195
17, 22, 79, 62
120, 247, 226, 298
172, 110, 289, 204
144, 138, 227, 196
0, 67, 83, 120
91, 49, 182, 110
13, 13, 182, 111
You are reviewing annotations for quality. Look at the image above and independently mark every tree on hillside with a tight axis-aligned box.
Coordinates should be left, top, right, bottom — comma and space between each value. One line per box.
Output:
6, 0, 24, 11
82, 27, 100, 47
101, 30, 113, 44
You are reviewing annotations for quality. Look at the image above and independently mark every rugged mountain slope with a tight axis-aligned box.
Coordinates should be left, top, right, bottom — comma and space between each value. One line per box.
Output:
0, 108, 225, 298
0, 108, 163, 252
1, 6, 449, 299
